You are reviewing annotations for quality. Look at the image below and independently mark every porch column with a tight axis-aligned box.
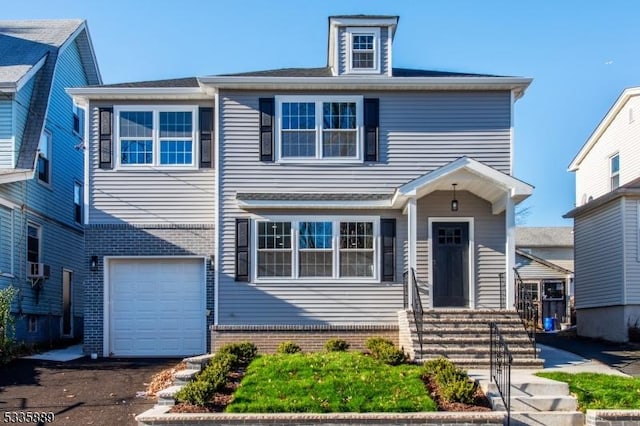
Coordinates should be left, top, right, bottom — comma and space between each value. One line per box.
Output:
407, 197, 417, 306
505, 194, 515, 309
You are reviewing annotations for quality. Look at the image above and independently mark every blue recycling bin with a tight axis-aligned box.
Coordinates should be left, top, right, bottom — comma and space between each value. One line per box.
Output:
543, 317, 556, 332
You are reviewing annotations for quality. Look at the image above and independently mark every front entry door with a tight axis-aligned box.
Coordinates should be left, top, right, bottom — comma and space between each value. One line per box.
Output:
432, 222, 469, 307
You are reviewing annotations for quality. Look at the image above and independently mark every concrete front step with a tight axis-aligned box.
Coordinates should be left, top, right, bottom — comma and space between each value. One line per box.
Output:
157, 385, 182, 406
492, 395, 578, 412
173, 368, 200, 386
417, 346, 539, 357
420, 317, 523, 325
411, 326, 529, 338
484, 381, 570, 398
419, 336, 533, 345
183, 353, 214, 370
509, 411, 585, 426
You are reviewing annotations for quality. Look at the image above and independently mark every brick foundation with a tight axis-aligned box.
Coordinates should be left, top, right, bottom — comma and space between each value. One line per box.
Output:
211, 324, 399, 354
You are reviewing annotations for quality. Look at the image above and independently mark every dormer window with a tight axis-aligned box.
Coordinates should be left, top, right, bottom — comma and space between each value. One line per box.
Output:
346, 27, 380, 74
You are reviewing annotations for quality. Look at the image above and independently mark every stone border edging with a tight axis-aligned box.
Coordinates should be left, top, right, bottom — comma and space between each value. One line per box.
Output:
586, 409, 640, 425
136, 406, 505, 425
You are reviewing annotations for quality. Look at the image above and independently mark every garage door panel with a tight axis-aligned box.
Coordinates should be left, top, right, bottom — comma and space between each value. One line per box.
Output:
109, 258, 205, 357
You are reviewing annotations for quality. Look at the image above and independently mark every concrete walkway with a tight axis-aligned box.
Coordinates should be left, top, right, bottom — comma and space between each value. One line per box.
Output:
23, 344, 84, 362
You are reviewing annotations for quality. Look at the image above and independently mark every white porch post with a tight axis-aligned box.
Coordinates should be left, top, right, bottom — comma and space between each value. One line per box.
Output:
505, 193, 515, 309
407, 197, 417, 307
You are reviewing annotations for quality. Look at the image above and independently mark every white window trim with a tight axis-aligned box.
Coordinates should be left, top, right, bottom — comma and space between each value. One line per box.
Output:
26, 221, 42, 265
252, 215, 380, 283
274, 95, 364, 164
37, 129, 52, 186
113, 105, 199, 170
346, 27, 381, 74
610, 152, 620, 190
427, 217, 476, 309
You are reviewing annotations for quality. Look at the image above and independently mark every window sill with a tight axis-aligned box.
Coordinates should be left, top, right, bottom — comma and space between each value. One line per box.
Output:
274, 159, 364, 166
252, 278, 380, 285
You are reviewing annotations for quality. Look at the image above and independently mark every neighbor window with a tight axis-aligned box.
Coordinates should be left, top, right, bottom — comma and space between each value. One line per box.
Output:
37, 130, 51, 184
277, 96, 362, 162
610, 153, 620, 190
346, 27, 380, 73
116, 107, 196, 167
255, 217, 377, 280
73, 182, 82, 224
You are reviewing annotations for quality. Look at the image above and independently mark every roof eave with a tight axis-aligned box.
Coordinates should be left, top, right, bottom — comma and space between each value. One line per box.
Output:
197, 76, 532, 93
66, 87, 210, 103
237, 199, 393, 210
564, 187, 640, 218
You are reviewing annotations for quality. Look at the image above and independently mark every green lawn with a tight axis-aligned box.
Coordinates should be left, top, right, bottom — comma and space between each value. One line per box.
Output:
536, 372, 640, 411
226, 351, 437, 413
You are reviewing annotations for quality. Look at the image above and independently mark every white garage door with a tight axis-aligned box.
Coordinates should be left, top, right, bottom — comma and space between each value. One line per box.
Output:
109, 258, 205, 357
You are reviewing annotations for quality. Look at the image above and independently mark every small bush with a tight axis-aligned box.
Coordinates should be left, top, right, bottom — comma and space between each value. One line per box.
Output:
439, 376, 478, 404
365, 337, 406, 365
209, 352, 238, 373
324, 338, 350, 352
217, 341, 258, 365
422, 357, 456, 376
423, 357, 478, 404
365, 336, 394, 353
175, 380, 216, 406
277, 341, 302, 354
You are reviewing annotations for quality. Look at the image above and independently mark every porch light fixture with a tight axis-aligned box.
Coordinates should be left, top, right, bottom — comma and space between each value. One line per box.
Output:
90, 255, 98, 271
451, 183, 459, 212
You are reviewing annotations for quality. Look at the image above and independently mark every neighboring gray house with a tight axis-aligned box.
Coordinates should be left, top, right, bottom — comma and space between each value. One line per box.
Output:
0, 20, 101, 344
566, 87, 640, 342
70, 15, 536, 361
515, 227, 574, 328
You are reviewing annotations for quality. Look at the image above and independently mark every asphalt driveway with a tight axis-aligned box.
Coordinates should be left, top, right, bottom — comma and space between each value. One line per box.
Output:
0, 357, 178, 425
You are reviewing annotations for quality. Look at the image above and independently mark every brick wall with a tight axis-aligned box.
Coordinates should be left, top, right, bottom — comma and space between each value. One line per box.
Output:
84, 224, 214, 356
211, 324, 399, 354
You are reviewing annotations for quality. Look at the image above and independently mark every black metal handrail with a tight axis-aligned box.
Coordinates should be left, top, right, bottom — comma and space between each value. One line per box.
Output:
490, 322, 513, 426
410, 267, 424, 354
514, 268, 537, 358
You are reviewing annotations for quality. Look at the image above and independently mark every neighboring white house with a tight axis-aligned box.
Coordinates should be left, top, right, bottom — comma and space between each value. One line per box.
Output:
566, 86, 640, 342
515, 227, 574, 329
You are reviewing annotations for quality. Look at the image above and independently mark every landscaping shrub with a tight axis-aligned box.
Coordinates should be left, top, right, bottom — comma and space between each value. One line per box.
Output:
0, 286, 17, 365
365, 336, 406, 365
217, 341, 258, 365
324, 338, 350, 352
277, 341, 301, 354
209, 352, 238, 373
422, 357, 478, 404
175, 379, 217, 406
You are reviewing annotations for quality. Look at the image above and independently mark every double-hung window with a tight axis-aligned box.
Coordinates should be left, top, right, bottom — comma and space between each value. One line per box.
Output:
276, 96, 363, 162
37, 130, 51, 184
116, 107, 196, 168
255, 217, 377, 280
346, 27, 380, 73
27, 223, 41, 265
610, 153, 620, 190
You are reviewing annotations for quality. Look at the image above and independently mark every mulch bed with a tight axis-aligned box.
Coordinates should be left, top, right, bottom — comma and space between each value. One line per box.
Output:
166, 365, 492, 413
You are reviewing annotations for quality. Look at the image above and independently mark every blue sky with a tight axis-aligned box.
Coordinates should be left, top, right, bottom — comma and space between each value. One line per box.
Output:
5, 0, 640, 226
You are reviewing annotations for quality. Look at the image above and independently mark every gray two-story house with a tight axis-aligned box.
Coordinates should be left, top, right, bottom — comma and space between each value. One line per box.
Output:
70, 15, 537, 365
0, 20, 101, 344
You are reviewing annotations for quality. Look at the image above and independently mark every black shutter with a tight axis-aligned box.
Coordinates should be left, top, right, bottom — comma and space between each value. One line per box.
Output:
381, 218, 396, 282
364, 98, 379, 162
235, 218, 250, 282
259, 98, 274, 162
98, 107, 113, 169
199, 107, 214, 168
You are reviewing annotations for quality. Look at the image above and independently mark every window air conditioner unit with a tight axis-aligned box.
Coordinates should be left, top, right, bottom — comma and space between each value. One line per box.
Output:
27, 262, 50, 279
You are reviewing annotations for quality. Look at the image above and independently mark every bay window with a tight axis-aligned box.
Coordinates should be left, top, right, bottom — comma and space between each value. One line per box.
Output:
255, 217, 377, 280
276, 96, 363, 162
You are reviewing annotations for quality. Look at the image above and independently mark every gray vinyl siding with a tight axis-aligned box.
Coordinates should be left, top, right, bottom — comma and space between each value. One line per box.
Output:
88, 100, 216, 225
218, 89, 512, 323
516, 254, 568, 280
14, 75, 36, 158
217, 209, 406, 326
624, 197, 640, 304
0, 99, 12, 167
338, 27, 346, 75
574, 199, 624, 309
416, 191, 505, 309
380, 27, 390, 75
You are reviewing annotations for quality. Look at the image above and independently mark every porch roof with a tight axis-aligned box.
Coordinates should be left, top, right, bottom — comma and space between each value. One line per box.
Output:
392, 157, 534, 214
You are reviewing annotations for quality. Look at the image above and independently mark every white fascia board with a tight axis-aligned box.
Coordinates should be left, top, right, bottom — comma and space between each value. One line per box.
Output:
330, 17, 399, 27
0, 169, 35, 184
0, 82, 16, 92
198, 76, 532, 93
568, 86, 640, 172
66, 87, 210, 103
237, 199, 393, 209
14, 56, 47, 92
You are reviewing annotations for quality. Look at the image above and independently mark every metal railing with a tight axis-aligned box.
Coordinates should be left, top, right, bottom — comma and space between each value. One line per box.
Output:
514, 268, 537, 358
410, 268, 424, 354
490, 322, 513, 426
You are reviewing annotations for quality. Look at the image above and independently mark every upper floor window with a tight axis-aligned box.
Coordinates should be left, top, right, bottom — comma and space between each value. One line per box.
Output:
610, 153, 620, 190
346, 27, 380, 74
276, 96, 362, 163
73, 181, 82, 224
27, 223, 41, 265
115, 107, 196, 168
37, 130, 51, 184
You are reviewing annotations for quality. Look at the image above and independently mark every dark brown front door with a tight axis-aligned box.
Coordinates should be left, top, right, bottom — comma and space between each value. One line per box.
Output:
433, 222, 469, 307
